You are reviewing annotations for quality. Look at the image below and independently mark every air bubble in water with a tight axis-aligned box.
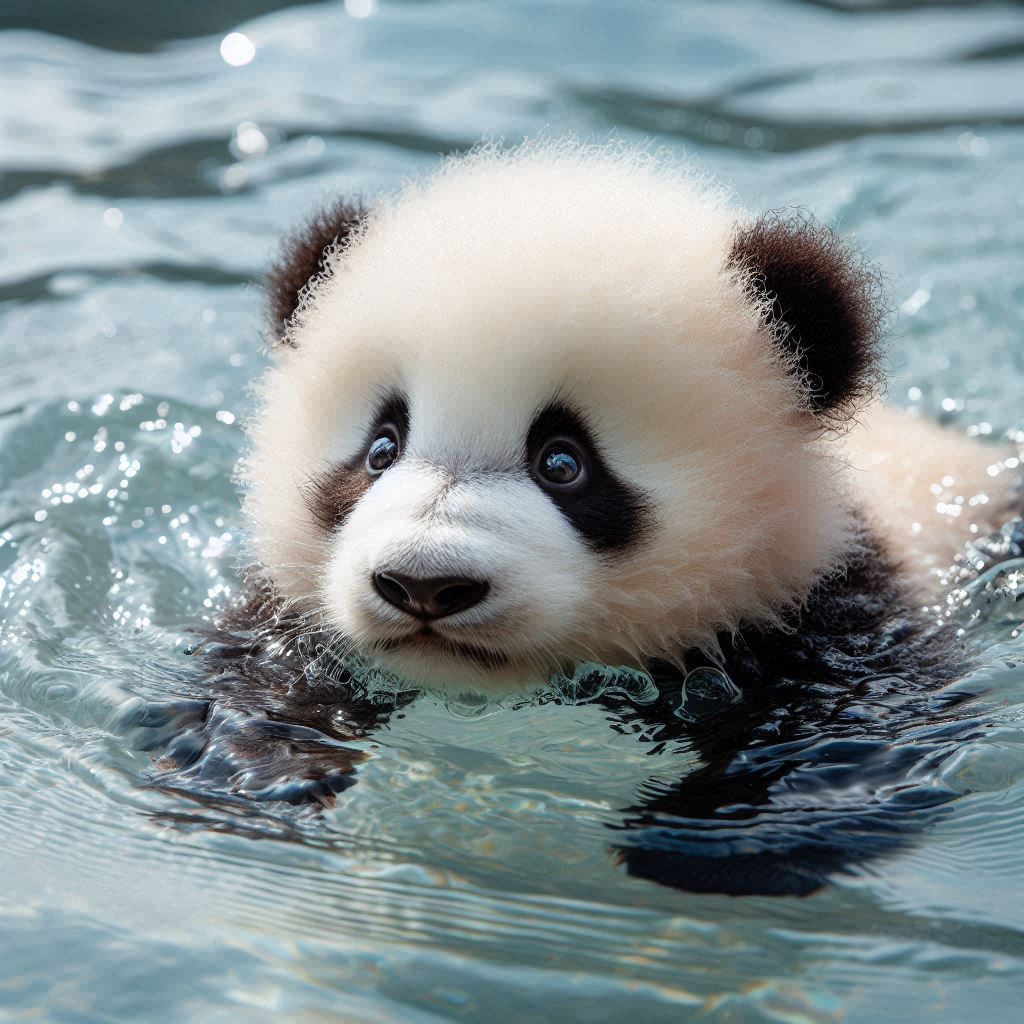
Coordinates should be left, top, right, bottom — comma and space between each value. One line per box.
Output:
549, 662, 659, 705
445, 692, 502, 720
673, 667, 742, 722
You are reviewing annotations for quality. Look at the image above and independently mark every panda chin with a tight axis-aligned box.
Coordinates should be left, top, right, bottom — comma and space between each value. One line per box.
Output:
371, 633, 549, 696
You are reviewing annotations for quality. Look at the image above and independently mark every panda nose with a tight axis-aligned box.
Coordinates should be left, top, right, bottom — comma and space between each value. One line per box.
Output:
372, 571, 489, 620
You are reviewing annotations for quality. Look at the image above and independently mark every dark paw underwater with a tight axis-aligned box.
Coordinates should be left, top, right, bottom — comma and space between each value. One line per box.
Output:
144, 142, 1023, 897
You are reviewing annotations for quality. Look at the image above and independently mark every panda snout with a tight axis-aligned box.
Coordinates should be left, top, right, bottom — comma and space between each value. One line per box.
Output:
372, 570, 490, 621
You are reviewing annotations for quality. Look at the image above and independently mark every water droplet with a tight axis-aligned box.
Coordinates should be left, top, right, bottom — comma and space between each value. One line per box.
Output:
674, 667, 742, 722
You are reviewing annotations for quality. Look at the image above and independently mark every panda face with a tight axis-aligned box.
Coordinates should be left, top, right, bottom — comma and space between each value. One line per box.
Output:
309, 389, 652, 692
244, 145, 875, 696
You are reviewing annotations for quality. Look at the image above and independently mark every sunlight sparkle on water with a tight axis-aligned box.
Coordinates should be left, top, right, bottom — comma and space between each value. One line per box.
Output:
345, 0, 379, 18
220, 32, 255, 67
231, 122, 268, 158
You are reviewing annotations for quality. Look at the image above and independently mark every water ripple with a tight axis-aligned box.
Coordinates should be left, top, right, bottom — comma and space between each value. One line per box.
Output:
3, 0, 1024, 1019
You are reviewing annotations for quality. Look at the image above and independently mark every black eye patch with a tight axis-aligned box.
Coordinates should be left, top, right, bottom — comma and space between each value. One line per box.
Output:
525, 402, 653, 553
305, 390, 410, 533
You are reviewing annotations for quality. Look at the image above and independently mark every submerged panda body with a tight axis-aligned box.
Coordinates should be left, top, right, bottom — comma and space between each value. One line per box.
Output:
167, 145, 1021, 895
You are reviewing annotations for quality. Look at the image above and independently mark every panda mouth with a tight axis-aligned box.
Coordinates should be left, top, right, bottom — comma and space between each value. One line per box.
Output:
378, 629, 510, 671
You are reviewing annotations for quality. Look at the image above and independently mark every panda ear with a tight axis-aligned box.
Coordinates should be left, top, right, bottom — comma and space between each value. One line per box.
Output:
264, 199, 365, 347
729, 211, 886, 420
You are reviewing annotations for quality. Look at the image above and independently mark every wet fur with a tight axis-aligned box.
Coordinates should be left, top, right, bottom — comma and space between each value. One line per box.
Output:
612, 525, 976, 895
139, 520, 993, 896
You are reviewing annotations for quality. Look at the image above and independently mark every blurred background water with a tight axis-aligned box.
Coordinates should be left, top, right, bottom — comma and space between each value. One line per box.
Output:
2, 1, 1024, 1021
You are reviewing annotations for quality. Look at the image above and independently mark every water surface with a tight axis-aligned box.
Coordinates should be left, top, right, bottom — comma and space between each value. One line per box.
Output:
2, 1, 1024, 1020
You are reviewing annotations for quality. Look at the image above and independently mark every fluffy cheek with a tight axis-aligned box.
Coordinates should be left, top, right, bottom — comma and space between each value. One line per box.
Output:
320, 465, 602, 685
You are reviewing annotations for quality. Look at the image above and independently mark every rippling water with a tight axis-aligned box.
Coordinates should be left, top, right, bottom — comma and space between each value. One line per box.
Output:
3, 1, 1024, 1020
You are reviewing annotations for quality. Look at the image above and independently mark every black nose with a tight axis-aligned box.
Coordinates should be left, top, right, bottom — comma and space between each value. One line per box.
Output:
372, 571, 489, 620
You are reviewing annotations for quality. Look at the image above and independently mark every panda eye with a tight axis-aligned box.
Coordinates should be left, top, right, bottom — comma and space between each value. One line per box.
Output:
366, 427, 400, 476
536, 442, 585, 488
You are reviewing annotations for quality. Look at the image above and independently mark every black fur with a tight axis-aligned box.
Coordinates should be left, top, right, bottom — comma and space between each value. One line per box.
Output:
304, 391, 410, 534
134, 519, 996, 896
729, 211, 887, 421
134, 191, 1000, 894
525, 402, 653, 552
606, 525, 977, 896
133, 583, 409, 815
265, 199, 365, 346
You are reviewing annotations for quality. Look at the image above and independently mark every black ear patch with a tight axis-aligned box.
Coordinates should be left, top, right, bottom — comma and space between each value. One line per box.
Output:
729, 211, 886, 420
265, 199, 365, 346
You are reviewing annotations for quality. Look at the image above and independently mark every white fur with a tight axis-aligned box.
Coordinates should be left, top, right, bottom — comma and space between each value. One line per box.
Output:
242, 142, 1006, 696
844, 403, 1017, 591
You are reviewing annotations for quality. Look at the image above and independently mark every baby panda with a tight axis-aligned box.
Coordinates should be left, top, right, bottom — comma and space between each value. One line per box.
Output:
168, 143, 1022, 896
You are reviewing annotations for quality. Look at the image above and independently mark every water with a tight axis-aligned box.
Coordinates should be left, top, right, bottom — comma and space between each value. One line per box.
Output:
2, 0, 1024, 1019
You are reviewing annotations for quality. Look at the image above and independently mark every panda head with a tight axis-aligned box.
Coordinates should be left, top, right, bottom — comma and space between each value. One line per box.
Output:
245, 143, 885, 695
